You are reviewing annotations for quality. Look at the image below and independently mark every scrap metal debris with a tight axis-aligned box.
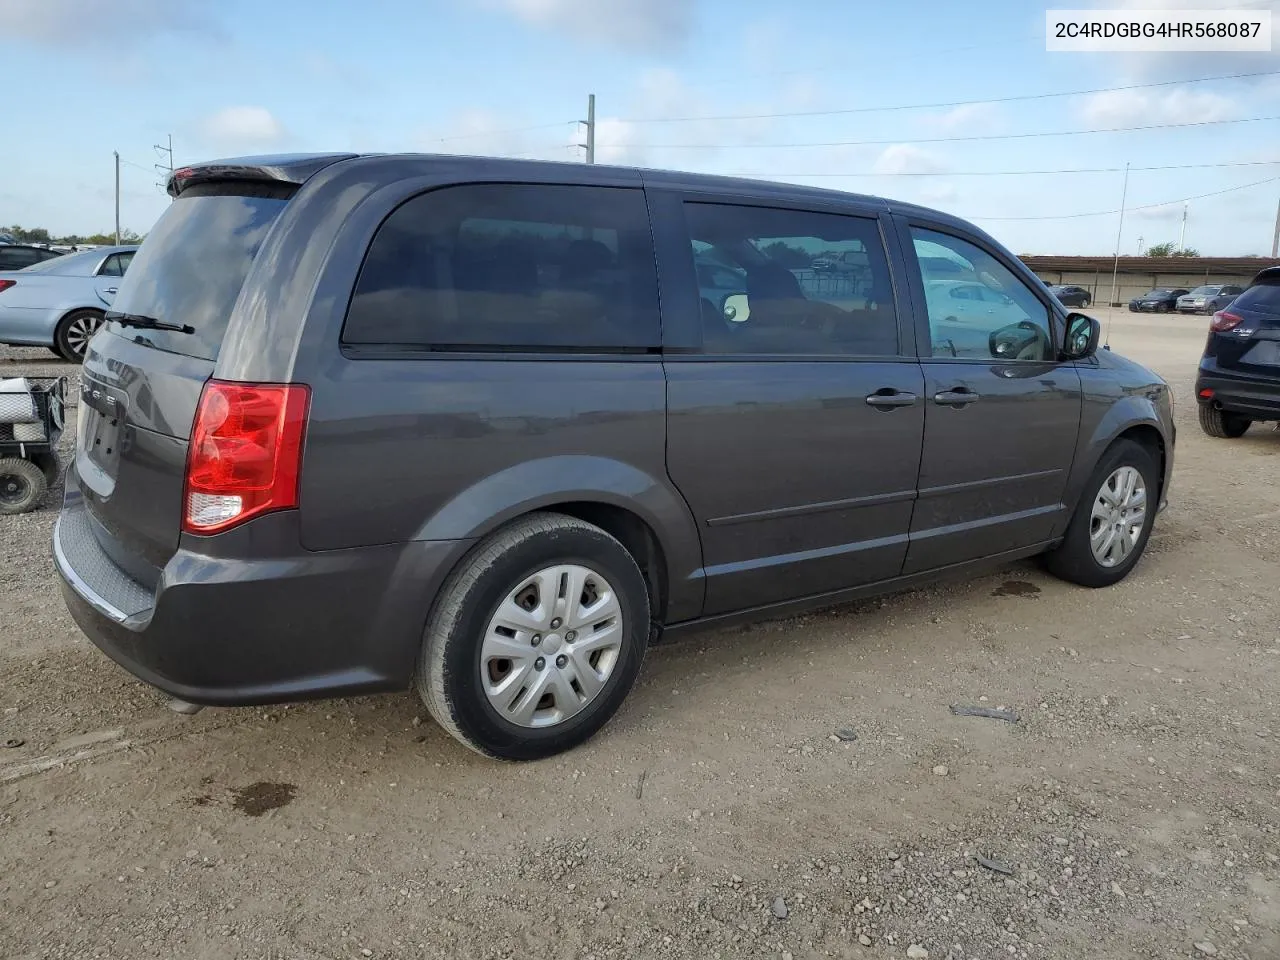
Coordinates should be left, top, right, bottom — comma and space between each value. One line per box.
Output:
975, 854, 1015, 876
950, 704, 1020, 723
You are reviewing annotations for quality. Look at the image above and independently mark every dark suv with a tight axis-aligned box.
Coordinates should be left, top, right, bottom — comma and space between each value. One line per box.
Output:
54, 154, 1175, 760
1195, 266, 1280, 437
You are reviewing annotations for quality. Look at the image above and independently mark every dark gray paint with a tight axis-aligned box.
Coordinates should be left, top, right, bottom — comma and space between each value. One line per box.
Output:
55, 152, 1176, 707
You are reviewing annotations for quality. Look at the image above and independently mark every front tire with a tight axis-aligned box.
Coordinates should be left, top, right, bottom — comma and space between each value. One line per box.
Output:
1198, 404, 1251, 438
0, 458, 48, 515
1045, 439, 1159, 588
1079, 297, 1091, 308
416, 512, 650, 760
54, 309, 105, 362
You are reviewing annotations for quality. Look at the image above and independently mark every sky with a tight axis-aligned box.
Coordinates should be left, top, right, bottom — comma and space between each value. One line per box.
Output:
2, 0, 1278, 255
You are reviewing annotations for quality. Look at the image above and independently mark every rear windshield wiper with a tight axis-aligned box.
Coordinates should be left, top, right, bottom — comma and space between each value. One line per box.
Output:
105, 311, 194, 335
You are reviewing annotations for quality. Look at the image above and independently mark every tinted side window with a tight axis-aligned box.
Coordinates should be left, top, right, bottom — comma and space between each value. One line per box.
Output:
682, 203, 897, 356
98, 254, 123, 277
0, 248, 38, 269
344, 185, 659, 351
910, 228, 1053, 362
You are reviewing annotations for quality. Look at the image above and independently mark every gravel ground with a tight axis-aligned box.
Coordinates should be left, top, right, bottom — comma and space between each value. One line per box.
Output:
2, 313, 1279, 960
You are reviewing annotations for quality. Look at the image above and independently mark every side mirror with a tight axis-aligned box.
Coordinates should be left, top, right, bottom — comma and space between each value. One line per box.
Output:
721, 293, 750, 324
1063, 312, 1100, 360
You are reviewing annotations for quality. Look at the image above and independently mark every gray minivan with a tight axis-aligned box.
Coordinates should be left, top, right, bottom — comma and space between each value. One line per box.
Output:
54, 154, 1174, 760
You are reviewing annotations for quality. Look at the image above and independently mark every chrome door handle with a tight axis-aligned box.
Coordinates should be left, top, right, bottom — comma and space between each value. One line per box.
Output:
865, 390, 918, 409
934, 389, 980, 406
103, 287, 118, 294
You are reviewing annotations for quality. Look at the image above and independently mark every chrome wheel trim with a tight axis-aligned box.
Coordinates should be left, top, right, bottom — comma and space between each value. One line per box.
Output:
1089, 466, 1147, 568
480, 564, 624, 729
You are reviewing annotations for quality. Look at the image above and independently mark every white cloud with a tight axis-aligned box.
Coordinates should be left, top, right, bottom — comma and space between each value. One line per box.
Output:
924, 103, 1004, 134
482, 0, 692, 50
420, 109, 575, 161
1078, 87, 1240, 126
1, 0, 216, 45
201, 107, 286, 147
872, 144, 949, 176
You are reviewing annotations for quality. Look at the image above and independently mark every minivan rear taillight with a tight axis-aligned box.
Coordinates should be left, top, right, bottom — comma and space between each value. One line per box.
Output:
1211, 310, 1243, 332
183, 380, 310, 534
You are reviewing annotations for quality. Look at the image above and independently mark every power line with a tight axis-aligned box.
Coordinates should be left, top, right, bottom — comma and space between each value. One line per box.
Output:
744, 160, 1280, 178
614, 69, 1280, 124
607, 114, 1280, 150
963, 175, 1280, 222
117, 157, 155, 174
428, 120, 576, 144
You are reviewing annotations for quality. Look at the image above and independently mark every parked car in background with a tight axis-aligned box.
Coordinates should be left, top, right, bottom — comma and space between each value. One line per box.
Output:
0, 245, 63, 272
0, 245, 138, 361
1196, 267, 1280, 438
1177, 284, 1243, 315
54, 153, 1173, 761
1128, 288, 1189, 313
1048, 284, 1091, 307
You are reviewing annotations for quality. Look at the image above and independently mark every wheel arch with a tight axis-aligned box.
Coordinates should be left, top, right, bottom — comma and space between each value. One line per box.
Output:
413, 455, 704, 624
1058, 399, 1172, 536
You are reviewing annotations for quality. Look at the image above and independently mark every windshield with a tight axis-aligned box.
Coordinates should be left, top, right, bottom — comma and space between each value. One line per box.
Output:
109, 185, 291, 361
1189, 285, 1220, 296
1144, 289, 1172, 297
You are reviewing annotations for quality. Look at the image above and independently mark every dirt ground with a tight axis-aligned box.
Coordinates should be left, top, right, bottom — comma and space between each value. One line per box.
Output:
2, 309, 1278, 960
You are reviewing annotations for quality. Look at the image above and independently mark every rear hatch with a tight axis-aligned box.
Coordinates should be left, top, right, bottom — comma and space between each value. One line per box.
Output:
1209, 278, 1280, 377
74, 159, 348, 586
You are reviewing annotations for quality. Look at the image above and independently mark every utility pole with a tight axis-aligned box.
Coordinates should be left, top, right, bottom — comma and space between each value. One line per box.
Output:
1178, 202, 1188, 253
1272, 198, 1279, 258
154, 133, 174, 194
578, 94, 596, 164
113, 151, 121, 245
1137, 235, 1144, 254
1107, 162, 1131, 326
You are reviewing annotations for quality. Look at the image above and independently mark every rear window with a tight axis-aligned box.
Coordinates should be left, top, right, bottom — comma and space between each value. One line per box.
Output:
342, 184, 659, 352
108, 183, 291, 361
1233, 281, 1280, 312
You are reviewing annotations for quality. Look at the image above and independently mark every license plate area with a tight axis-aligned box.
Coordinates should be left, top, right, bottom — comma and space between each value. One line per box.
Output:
78, 381, 126, 482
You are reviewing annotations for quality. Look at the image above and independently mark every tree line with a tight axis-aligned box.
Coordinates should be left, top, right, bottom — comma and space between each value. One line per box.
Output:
2, 225, 144, 246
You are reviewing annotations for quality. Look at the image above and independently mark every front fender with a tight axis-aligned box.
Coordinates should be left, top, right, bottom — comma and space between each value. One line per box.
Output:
1057, 391, 1172, 535
415, 455, 705, 622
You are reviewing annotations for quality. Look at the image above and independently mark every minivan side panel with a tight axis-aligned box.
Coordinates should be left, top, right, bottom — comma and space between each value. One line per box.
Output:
891, 213, 1083, 572
653, 188, 926, 616
298, 357, 704, 622
278, 163, 706, 623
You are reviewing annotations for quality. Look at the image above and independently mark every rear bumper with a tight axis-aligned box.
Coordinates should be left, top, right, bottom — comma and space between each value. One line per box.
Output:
1196, 361, 1280, 420
54, 481, 474, 706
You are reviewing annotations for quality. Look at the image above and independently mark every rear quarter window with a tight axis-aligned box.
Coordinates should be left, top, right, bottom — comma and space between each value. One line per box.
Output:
342, 184, 660, 352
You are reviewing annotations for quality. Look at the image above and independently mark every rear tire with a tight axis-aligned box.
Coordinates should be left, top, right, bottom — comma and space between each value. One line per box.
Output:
1080, 297, 1090, 308
1198, 403, 1251, 438
0, 458, 47, 515
1044, 439, 1159, 588
416, 512, 650, 761
54, 309, 105, 362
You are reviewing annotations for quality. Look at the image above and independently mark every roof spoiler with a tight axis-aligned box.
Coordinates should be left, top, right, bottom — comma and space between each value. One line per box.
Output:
167, 153, 360, 197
